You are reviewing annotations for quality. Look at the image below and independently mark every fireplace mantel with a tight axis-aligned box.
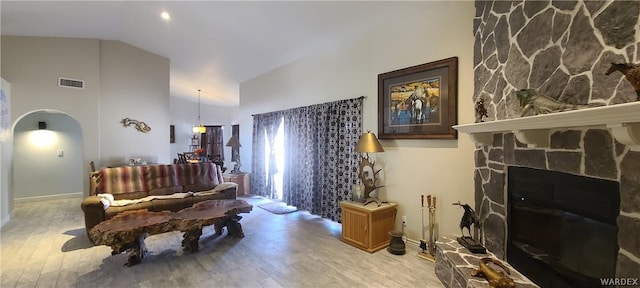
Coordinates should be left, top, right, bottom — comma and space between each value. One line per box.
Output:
453, 102, 640, 151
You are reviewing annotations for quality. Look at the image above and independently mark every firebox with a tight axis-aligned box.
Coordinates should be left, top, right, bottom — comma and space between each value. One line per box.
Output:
507, 166, 620, 287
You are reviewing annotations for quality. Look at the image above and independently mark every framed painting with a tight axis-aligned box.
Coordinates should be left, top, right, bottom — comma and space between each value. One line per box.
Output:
170, 125, 175, 143
378, 57, 458, 139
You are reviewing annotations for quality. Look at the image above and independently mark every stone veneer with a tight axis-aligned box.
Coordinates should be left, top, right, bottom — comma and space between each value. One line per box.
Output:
435, 237, 538, 288
472, 0, 640, 280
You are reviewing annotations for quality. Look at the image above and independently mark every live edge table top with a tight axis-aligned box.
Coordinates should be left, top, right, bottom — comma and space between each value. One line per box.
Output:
90, 199, 253, 266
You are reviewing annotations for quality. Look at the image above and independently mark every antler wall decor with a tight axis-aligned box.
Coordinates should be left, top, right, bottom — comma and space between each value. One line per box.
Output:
121, 118, 151, 133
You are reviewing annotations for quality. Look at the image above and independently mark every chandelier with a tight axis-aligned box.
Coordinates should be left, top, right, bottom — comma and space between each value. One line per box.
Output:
192, 89, 206, 133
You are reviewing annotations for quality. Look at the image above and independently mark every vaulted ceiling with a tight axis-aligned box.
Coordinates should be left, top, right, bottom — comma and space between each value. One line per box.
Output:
1, 1, 431, 106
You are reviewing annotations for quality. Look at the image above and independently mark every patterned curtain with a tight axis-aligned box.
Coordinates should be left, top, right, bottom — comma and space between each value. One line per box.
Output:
251, 112, 282, 197
202, 126, 224, 161
281, 97, 363, 222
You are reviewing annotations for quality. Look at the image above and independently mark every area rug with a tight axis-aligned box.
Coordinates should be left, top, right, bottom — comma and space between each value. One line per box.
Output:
258, 201, 298, 214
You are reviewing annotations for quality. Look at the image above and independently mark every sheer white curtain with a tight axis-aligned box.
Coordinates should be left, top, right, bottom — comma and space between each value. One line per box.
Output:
251, 112, 282, 198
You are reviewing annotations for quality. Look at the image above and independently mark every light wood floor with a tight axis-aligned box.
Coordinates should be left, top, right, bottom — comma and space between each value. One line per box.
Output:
0, 196, 443, 288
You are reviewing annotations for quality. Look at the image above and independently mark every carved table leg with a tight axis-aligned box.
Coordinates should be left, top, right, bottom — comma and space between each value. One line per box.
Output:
213, 219, 225, 236
225, 215, 245, 238
120, 233, 148, 267
182, 228, 203, 252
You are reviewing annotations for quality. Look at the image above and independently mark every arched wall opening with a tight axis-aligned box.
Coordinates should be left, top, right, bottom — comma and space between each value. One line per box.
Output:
13, 110, 84, 201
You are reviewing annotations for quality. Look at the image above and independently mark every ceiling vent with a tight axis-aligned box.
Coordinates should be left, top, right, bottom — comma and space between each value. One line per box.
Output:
58, 77, 84, 89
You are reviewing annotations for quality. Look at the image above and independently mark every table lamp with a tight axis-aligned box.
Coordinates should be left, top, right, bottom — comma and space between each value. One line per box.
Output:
355, 131, 385, 206
226, 135, 242, 173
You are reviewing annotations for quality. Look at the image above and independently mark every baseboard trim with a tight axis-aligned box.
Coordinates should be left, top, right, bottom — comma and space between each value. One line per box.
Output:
1, 213, 10, 228
406, 238, 420, 246
14, 192, 83, 203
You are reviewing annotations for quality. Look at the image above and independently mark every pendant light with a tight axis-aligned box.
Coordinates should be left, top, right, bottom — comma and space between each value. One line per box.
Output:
192, 89, 206, 133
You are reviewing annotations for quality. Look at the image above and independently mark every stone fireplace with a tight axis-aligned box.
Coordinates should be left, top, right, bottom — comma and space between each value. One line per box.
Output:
467, 127, 640, 278
507, 166, 620, 286
458, 0, 640, 285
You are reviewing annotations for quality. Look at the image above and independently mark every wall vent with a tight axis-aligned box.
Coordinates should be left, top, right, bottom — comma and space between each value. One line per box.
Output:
58, 77, 84, 89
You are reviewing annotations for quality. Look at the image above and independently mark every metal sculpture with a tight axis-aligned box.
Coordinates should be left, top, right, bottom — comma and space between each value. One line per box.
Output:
452, 201, 486, 254
359, 156, 384, 206
475, 98, 488, 123
121, 118, 151, 133
471, 258, 516, 288
605, 62, 640, 101
516, 89, 592, 117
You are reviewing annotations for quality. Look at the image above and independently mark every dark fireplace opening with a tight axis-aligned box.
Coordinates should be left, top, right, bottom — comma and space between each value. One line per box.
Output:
507, 166, 620, 288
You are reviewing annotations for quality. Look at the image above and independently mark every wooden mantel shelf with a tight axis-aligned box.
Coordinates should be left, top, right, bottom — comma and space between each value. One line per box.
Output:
453, 101, 640, 151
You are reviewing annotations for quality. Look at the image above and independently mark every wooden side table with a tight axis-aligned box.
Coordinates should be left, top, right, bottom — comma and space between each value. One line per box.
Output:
224, 173, 251, 196
340, 201, 397, 253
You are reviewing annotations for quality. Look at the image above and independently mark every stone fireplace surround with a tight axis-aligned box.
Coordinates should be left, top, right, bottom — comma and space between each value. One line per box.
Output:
448, 106, 640, 285
465, 0, 640, 282
468, 124, 640, 279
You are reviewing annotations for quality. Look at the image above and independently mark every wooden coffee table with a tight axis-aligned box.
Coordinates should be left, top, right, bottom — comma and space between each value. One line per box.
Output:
90, 199, 252, 266
173, 199, 253, 252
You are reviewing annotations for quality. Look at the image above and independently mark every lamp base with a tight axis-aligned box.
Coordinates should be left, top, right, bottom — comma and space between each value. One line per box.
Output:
231, 162, 242, 174
363, 197, 385, 207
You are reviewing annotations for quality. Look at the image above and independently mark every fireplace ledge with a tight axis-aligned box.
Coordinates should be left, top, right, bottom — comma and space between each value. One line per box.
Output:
435, 236, 539, 288
453, 102, 640, 150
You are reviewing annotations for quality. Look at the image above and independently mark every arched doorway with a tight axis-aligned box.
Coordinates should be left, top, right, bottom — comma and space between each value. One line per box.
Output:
13, 110, 83, 201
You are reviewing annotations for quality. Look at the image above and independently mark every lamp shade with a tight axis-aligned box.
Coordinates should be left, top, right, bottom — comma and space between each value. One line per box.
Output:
355, 132, 384, 153
192, 89, 206, 134
225, 135, 242, 148
192, 125, 206, 134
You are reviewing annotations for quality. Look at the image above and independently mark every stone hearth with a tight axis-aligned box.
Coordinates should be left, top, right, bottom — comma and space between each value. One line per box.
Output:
435, 236, 538, 288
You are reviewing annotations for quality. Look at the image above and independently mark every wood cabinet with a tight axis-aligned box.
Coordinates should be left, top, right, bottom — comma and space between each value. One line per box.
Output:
223, 173, 250, 196
340, 201, 397, 253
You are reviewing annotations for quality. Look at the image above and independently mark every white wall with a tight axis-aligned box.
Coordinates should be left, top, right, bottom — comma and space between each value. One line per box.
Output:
99, 40, 170, 166
0, 78, 12, 226
1, 36, 171, 213
1, 36, 100, 192
13, 112, 82, 199
169, 96, 239, 166
240, 1, 476, 241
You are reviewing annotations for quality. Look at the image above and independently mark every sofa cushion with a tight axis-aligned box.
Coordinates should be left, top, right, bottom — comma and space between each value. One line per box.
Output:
105, 201, 153, 219
148, 187, 176, 196
191, 192, 225, 203
150, 197, 192, 212
184, 183, 216, 193
96, 166, 149, 198
175, 163, 219, 188
112, 191, 148, 201
147, 165, 177, 196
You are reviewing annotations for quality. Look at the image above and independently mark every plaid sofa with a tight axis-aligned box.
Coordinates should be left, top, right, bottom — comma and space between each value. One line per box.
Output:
80, 163, 236, 240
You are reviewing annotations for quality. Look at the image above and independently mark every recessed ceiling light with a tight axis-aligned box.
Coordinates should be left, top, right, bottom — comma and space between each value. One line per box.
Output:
161, 11, 171, 20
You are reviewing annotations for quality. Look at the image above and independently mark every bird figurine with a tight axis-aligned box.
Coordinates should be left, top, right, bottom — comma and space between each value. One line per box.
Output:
452, 201, 479, 238
475, 98, 488, 123
605, 62, 640, 101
